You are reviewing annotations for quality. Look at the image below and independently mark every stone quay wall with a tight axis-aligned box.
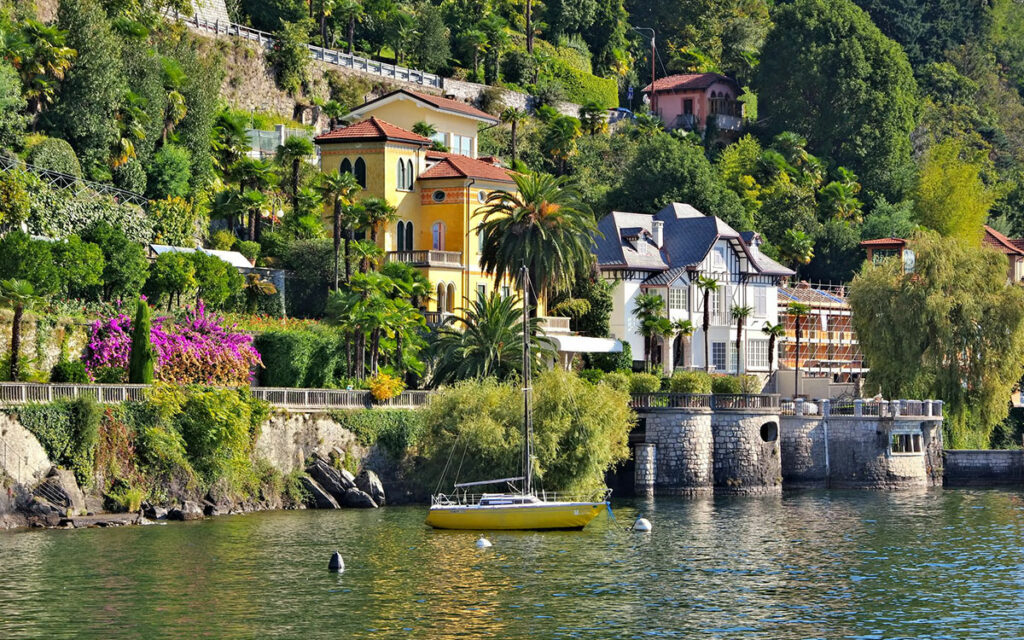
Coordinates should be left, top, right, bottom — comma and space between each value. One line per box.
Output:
633, 443, 656, 498
712, 411, 782, 495
944, 450, 1024, 486
641, 409, 714, 495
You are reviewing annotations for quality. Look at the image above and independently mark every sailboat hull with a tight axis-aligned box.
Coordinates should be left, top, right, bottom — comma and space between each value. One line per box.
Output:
426, 501, 605, 530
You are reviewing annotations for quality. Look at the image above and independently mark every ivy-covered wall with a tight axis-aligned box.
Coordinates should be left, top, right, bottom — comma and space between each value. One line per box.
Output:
0, 311, 89, 382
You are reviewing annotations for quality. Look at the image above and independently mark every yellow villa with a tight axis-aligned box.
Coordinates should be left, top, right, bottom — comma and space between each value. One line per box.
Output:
313, 89, 521, 320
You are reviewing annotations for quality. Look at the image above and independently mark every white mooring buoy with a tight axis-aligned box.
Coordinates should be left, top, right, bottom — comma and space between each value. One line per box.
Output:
476, 535, 493, 548
328, 551, 345, 572
633, 517, 652, 532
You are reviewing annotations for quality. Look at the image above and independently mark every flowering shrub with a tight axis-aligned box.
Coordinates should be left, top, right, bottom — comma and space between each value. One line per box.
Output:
368, 373, 405, 402
84, 302, 262, 385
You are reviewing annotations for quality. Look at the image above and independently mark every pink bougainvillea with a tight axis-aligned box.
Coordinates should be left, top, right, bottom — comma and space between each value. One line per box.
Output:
84, 302, 262, 386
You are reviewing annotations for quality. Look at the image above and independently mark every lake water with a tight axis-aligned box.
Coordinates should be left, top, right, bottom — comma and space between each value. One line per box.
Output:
1, 489, 1023, 639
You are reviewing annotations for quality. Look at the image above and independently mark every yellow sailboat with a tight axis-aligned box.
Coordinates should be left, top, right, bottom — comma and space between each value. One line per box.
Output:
426, 267, 610, 531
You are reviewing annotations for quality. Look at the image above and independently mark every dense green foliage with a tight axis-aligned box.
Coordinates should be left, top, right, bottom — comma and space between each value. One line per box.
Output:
670, 371, 712, 394
255, 326, 349, 388
330, 409, 423, 459
849, 233, 1024, 448
18, 395, 101, 485
417, 370, 632, 495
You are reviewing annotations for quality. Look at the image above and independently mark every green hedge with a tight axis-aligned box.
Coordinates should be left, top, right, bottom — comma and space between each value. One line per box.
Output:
670, 371, 712, 394
711, 375, 743, 394
27, 137, 82, 177
255, 327, 348, 388
547, 59, 618, 109
629, 372, 661, 394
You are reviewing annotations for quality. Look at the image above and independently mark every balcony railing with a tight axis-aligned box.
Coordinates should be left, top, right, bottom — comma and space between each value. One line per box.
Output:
630, 393, 713, 410
386, 250, 463, 268
538, 316, 571, 334
712, 114, 743, 131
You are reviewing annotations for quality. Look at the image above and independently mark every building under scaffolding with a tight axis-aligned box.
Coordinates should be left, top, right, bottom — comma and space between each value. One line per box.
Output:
776, 283, 866, 398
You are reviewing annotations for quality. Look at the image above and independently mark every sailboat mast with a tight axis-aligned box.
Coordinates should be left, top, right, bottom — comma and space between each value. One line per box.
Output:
521, 264, 533, 496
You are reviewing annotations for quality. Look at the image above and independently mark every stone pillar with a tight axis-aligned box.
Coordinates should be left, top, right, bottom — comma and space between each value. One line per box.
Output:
712, 411, 783, 494
634, 443, 656, 498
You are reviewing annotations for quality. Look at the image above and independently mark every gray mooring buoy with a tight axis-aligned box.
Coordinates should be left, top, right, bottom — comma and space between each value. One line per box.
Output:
328, 551, 345, 572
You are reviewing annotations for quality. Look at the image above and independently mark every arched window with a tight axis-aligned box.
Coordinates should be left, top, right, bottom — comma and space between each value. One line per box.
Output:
436, 282, 446, 314
396, 221, 405, 251
406, 159, 414, 189
397, 159, 406, 190
404, 221, 413, 251
432, 221, 446, 251
340, 158, 352, 174
446, 283, 456, 313
354, 157, 366, 188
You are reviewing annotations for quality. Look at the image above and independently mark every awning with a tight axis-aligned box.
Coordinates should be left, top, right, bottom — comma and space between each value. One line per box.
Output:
547, 336, 622, 354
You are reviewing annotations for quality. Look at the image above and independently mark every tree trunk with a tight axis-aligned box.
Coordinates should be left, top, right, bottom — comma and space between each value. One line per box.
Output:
333, 201, 342, 290
526, 0, 533, 53
320, 11, 328, 48
768, 335, 776, 378
10, 305, 22, 382
395, 332, 403, 373
736, 319, 743, 375
348, 18, 355, 55
511, 121, 518, 167
292, 159, 300, 215
794, 318, 801, 398
702, 291, 710, 373
344, 229, 354, 283
248, 204, 258, 241
370, 329, 380, 376
473, 49, 479, 77
355, 332, 365, 379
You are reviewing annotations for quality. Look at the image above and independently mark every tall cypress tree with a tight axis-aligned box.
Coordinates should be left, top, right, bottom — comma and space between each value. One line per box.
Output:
128, 298, 154, 384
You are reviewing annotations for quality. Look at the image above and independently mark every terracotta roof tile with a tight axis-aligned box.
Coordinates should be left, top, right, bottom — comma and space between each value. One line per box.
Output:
314, 117, 432, 145
419, 153, 514, 183
983, 225, 1024, 255
403, 89, 499, 122
642, 73, 738, 93
859, 237, 907, 247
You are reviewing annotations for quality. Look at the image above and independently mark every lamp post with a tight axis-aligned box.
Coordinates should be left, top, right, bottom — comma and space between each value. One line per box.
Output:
633, 27, 657, 117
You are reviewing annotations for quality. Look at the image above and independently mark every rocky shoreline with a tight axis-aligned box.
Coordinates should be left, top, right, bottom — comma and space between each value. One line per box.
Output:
2, 453, 398, 531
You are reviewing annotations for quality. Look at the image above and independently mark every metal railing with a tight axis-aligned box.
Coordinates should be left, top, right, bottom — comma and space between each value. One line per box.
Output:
0, 383, 432, 410
1, 434, 27, 485
539, 316, 571, 333
251, 387, 432, 409
0, 155, 149, 208
710, 393, 780, 411
630, 393, 712, 410
385, 250, 463, 268
179, 13, 443, 89
779, 397, 943, 419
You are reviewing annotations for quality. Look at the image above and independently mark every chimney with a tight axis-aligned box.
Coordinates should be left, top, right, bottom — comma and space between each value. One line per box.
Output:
651, 220, 664, 249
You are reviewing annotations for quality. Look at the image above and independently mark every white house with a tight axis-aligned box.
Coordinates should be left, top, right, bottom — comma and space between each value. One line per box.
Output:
594, 203, 793, 376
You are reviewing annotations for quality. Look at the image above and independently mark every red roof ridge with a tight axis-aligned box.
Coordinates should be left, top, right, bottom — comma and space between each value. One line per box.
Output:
420, 153, 514, 182
401, 88, 499, 122
643, 72, 737, 93
983, 224, 1024, 255
859, 237, 907, 246
314, 116, 432, 144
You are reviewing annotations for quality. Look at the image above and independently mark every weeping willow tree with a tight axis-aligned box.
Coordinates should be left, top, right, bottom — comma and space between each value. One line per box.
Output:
416, 369, 633, 495
848, 231, 1024, 448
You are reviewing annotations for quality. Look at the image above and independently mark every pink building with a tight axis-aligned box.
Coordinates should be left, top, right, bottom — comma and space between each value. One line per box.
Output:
642, 73, 744, 133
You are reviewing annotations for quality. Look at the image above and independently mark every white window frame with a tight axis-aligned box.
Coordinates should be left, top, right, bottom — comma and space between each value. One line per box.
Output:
669, 287, 688, 311
712, 342, 727, 371
748, 339, 769, 369
754, 287, 767, 317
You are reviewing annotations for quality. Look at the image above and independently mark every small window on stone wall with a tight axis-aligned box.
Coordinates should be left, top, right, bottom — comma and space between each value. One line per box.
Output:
890, 432, 921, 453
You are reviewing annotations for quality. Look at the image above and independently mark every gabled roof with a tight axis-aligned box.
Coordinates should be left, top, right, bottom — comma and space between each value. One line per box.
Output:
419, 152, 514, 183
345, 88, 500, 124
594, 202, 794, 279
314, 117, 432, 145
859, 237, 906, 247
983, 225, 1024, 256
643, 73, 739, 94
149, 244, 253, 268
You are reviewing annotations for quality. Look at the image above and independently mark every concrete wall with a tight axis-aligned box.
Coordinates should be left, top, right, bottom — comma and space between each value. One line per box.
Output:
944, 450, 1024, 486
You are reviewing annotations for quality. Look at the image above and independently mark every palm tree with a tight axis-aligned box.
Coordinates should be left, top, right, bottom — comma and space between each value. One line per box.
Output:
578, 101, 607, 135
239, 190, 268, 247
412, 121, 437, 138
632, 292, 665, 371
673, 319, 695, 369
212, 110, 251, 177
317, 170, 362, 289
380, 261, 431, 309
275, 136, 315, 216
0, 279, 40, 382
761, 321, 785, 380
8, 20, 76, 121
779, 228, 815, 275
334, 0, 365, 54
478, 173, 596, 316
429, 291, 554, 387
787, 302, 812, 397
696, 276, 719, 372
461, 29, 487, 79
243, 273, 278, 313
112, 91, 149, 169
360, 196, 398, 243
631, 111, 664, 136
542, 115, 580, 175
500, 106, 528, 167
731, 305, 752, 374
233, 157, 279, 240
350, 239, 384, 273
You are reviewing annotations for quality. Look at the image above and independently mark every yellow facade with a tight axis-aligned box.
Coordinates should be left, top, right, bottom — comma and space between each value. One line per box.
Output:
317, 138, 519, 316
345, 95, 486, 157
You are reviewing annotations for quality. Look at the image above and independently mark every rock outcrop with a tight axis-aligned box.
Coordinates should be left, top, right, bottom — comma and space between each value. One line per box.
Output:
341, 488, 377, 509
300, 475, 341, 509
33, 467, 87, 515
167, 500, 204, 521
356, 469, 386, 506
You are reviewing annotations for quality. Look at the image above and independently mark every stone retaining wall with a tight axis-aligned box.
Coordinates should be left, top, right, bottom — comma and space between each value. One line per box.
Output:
633, 443, 655, 498
712, 412, 782, 494
944, 450, 1024, 486
640, 410, 713, 495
